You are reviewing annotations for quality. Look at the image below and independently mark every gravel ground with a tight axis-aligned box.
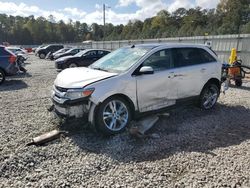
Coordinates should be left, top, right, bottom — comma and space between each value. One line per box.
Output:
0, 55, 250, 188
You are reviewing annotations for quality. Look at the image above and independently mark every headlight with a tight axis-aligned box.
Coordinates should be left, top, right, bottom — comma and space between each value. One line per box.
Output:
65, 88, 95, 100
56, 60, 64, 64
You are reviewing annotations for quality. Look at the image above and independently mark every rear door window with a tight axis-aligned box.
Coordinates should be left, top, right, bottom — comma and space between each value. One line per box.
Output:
85, 50, 97, 58
97, 50, 108, 57
172, 47, 216, 68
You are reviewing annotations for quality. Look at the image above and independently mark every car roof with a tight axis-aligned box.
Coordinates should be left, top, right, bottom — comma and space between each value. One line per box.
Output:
129, 43, 208, 49
85, 49, 110, 51
7, 47, 21, 49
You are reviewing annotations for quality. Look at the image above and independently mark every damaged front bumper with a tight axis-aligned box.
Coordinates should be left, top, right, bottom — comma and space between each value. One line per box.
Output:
53, 100, 90, 118
52, 88, 91, 118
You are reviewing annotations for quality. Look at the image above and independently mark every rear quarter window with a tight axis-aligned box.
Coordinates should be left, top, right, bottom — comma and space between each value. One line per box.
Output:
198, 48, 217, 63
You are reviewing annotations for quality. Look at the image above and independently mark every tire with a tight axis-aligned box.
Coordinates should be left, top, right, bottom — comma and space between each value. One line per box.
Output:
235, 79, 242, 87
199, 83, 219, 110
68, 63, 78, 68
0, 69, 6, 85
95, 96, 131, 135
39, 53, 46, 59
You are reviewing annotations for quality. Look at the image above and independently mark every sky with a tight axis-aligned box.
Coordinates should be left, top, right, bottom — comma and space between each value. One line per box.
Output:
0, 0, 220, 25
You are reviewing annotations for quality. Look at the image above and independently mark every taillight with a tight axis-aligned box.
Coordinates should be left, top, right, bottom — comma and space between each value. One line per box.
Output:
9, 55, 16, 64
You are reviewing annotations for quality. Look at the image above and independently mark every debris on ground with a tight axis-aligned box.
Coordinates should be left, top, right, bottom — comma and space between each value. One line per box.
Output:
1, 55, 250, 187
27, 129, 67, 146
129, 115, 159, 138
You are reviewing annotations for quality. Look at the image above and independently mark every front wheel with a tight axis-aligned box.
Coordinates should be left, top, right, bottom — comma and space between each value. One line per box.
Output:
0, 69, 6, 85
95, 97, 131, 135
199, 83, 219, 110
68, 63, 78, 68
39, 53, 46, 59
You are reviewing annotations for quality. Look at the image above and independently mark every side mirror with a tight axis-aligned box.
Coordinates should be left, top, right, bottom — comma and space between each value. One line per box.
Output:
139, 66, 154, 75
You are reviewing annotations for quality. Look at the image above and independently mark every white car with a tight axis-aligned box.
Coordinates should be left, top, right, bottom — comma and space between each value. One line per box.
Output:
51, 44, 222, 135
7, 47, 29, 60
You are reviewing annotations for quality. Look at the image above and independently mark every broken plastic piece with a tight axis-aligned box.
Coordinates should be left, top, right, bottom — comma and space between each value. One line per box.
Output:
129, 115, 159, 138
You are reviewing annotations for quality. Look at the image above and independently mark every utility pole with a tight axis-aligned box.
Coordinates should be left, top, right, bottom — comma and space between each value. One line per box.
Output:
103, 4, 111, 42
103, 4, 106, 42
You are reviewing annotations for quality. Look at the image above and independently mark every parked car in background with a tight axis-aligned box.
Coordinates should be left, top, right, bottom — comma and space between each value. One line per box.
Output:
24, 48, 32, 53
0, 45, 18, 84
55, 49, 110, 70
49, 47, 72, 60
51, 43, 222, 135
34, 45, 46, 55
54, 48, 85, 60
7, 47, 29, 60
37, 44, 64, 59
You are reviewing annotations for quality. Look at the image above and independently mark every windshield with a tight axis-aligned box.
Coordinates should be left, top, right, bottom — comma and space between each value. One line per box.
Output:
89, 47, 149, 73
74, 49, 88, 57
56, 48, 67, 53
65, 48, 77, 53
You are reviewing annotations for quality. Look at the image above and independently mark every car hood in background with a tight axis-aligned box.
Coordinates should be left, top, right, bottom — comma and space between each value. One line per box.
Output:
56, 55, 74, 62
54, 67, 118, 88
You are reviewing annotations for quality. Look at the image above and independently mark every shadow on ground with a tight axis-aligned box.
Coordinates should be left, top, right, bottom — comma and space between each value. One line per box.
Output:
230, 85, 250, 91
229, 79, 250, 91
0, 80, 28, 92
59, 104, 250, 163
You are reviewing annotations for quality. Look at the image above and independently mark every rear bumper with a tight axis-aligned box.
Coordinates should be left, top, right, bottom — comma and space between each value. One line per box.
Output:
6, 64, 18, 75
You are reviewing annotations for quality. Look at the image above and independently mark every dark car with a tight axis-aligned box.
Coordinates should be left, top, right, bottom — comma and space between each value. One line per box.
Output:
0, 45, 18, 84
54, 48, 85, 60
55, 49, 110, 70
37, 44, 64, 59
49, 48, 71, 60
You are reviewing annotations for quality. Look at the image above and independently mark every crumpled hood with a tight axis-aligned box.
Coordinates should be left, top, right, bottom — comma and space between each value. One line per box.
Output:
54, 67, 118, 88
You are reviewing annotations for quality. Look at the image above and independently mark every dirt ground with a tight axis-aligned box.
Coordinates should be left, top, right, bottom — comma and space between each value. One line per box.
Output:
0, 55, 250, 187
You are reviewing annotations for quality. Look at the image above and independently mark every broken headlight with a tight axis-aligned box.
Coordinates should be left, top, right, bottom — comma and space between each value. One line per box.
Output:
65, 88, 95, 100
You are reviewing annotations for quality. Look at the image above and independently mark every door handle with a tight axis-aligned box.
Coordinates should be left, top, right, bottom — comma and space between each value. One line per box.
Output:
168, 72, 175, 78
201, 68, 206, 72
174, 74, 184, 77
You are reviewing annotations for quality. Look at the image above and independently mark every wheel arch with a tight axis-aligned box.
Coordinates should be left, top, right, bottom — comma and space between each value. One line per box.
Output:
91, 93, 136, 121
0, 67, 6, 75
68, 61, 78, 67
201, 78, 221, 94
103, 93, 136, 118
89, 93, 135, 134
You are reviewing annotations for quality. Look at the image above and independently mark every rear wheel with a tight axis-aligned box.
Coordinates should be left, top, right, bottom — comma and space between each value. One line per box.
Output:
69, 63, 78, 68
199, 83, 219, 110
96, 96, 131, 135
235, 79, 242, 87
0, 69, 6, 85
39, 53, 46, 59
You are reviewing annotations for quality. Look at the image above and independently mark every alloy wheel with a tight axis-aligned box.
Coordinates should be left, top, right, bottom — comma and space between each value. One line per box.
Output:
69, 63, 77, 68
102, 100, 129, 131
202, 85, 218, 109
0, 72, 3, 83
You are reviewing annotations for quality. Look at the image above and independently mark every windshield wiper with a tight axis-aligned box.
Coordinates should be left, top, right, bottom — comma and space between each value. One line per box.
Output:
92, 67, 109, 72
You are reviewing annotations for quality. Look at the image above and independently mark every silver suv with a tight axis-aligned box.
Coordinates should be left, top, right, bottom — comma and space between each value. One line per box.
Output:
51, 44, 222, 135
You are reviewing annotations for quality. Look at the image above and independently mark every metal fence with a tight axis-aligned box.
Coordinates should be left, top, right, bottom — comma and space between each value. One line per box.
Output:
69, 34, 250, 66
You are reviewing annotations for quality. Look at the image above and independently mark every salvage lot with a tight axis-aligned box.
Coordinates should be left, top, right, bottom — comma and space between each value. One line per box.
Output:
0, 54, 250, 187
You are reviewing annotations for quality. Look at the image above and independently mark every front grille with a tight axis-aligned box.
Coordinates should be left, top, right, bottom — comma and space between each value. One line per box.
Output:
55, 86, 68, 92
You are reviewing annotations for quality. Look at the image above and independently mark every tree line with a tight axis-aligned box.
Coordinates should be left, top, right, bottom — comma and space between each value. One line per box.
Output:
0, 0, 249, 45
